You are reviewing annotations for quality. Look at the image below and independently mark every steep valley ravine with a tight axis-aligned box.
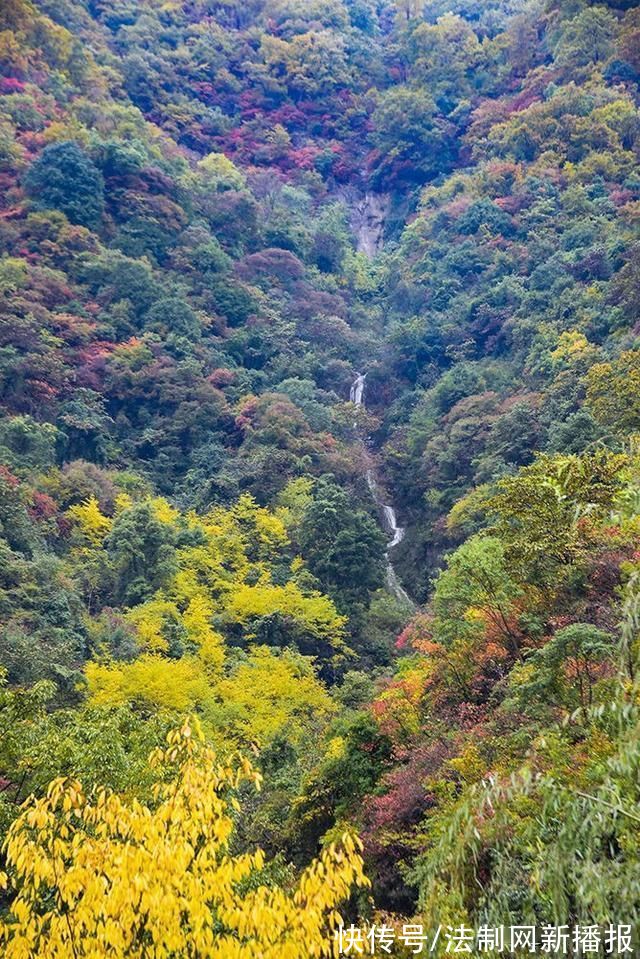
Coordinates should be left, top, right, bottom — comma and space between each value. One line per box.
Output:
350, 373, 414, 608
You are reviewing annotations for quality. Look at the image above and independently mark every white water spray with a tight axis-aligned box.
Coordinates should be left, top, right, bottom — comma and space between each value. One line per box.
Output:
350, 374, 413, 607
350, 372, 366, 406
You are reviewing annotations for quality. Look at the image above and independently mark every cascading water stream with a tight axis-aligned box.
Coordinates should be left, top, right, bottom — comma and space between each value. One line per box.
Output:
350, 373, 366, 406
350, 374, 414, 607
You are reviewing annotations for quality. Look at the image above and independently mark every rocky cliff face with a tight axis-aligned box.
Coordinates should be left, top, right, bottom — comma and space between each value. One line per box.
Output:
348, 192, 390, 258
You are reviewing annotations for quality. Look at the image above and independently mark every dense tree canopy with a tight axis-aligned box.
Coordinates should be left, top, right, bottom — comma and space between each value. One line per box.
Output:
0, 0, 639, 951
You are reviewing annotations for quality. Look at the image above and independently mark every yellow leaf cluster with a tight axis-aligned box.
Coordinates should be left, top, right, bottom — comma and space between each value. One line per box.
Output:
149, 496, 180, 525
124, 594, 225, 667
183, 595, 225, 674
86, 646, 334, 750
0, 723, 369, 958
70, 492, 345, 654
232, 493, 289, 553
208, 646, 336, 747
86, 656, 211, 712
550, 329, 597, 367
79, 491, 345, 746
126, 598, 180, 653
225, 582, 347, 643
66, 495, 112, 546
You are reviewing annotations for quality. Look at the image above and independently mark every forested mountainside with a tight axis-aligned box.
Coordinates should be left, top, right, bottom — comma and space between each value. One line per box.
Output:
1, 0, 640, 952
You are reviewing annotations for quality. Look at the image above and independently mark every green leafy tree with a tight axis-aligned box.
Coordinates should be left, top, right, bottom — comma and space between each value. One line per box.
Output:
105, 503, 177, 607
489, 452, 626, 584
586, 350, 640, 434
552, 7, 617, 69
23, 141, 105, 228
0, 416, 58, 473
144, 297, 201, 338
509, 623, 615, 719
433, 535, 524, 657
298, 479, 386, 607
371, 86, 455, 186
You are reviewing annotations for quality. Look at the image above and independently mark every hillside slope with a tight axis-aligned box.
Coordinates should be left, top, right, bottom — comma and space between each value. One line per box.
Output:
1, 0, 640, 943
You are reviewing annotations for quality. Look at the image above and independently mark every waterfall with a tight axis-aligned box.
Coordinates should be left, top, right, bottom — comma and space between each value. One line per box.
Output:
351, 374, 414, 607
350, 373, 366, 406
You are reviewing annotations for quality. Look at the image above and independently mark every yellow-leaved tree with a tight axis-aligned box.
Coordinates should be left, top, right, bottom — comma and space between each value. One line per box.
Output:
0, 721, 368, 958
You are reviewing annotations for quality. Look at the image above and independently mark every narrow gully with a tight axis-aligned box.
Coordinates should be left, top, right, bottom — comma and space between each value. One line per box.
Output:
350, 373, 414, 608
